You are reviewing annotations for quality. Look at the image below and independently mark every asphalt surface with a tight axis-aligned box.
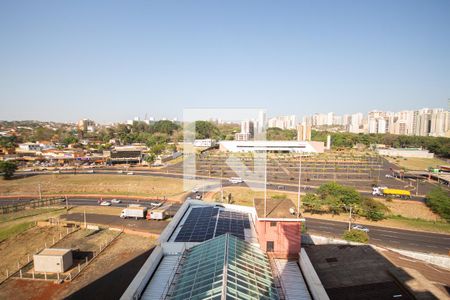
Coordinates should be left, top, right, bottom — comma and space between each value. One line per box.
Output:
61, 213, 169, 234
306, 217, 450, 255
13, 168, 427, 202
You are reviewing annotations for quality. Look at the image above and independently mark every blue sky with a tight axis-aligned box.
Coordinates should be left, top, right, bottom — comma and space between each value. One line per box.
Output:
0, 0, 449, 123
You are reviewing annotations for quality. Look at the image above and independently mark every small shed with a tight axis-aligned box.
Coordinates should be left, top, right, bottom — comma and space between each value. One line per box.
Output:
33, 248, 73, 273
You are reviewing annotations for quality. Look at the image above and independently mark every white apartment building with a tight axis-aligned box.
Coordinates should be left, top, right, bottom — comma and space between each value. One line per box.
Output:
268, 115, 297, 130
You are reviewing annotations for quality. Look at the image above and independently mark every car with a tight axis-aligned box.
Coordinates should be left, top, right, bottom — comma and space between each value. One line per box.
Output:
195, 193, 202, 200
100, 201, 111, 206
351, 224, 369, 232
385, 174, 393, 178
117, 170, 124, 174
192, 188, 199, 193
229, 177, 244, 184
127, 172, 134, 175
87, 170, 94, 174
150, 202, 162, 207
111, 199, 121, 204
52, 170, 60, 174
277, 185, 285, 190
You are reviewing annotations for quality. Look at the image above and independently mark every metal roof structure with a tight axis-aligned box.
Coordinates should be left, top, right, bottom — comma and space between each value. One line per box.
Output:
167, 233, 279, 300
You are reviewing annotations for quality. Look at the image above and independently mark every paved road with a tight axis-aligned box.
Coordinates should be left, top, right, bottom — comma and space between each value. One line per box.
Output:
14, 169, 427, 202
305, 217, 450, 255
1, 194, 449, 255
61, 213, 168, 234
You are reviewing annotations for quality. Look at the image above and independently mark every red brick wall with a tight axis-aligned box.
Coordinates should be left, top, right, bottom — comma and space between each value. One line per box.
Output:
256, 220, 301, 258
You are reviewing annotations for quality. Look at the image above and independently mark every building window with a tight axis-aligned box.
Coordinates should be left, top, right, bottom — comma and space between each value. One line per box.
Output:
267, 241, 274, 252
270, 221, 277, 227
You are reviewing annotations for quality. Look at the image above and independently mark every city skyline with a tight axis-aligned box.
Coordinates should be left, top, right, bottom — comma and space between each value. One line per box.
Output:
1, 1, 450, 122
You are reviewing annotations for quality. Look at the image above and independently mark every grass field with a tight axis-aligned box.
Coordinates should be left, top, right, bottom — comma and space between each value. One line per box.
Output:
386, 156, 447, 171
211, 186, 298, 206
0, 221, 35, 242
0, 174, 191, 198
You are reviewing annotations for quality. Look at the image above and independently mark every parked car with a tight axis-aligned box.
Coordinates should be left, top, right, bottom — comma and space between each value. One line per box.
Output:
351, 224, 369, 232
117, 170, 124, 174
111, 199, 121, 204
150, 202, 162, 207
385, 174, 393, 178
127, 172, 134, 175
100, 201, 111, 206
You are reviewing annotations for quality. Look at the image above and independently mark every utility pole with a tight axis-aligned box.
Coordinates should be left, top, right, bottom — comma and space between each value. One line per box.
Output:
264, 151, 267, 218
416, 177, 419, 196
297, 154, 302, 217
38, 184, 42, 201
348, 206, 353, 231
83, 209, 87, 229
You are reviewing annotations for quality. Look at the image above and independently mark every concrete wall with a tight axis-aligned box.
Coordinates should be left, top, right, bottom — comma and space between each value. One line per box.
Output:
33, 252, 73, 273
377, 148, 434, 158
256, 220, 301, 258
299, 249, 330, 300
120, 246, 164, 300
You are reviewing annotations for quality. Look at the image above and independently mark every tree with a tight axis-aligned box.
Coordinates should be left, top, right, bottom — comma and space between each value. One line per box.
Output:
194, 121, 220, 139
0, 161, 18, 179
426, 187, 450, 222
150, 120, 180, 135
360, 197, 388, 221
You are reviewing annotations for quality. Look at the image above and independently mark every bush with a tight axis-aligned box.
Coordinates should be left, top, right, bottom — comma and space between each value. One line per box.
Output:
426, 187, 450, 222
361, 197, 389, 221
342, 229, 369, 243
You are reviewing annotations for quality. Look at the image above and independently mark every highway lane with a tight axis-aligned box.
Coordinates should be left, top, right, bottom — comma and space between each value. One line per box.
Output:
305, 217, 450, 255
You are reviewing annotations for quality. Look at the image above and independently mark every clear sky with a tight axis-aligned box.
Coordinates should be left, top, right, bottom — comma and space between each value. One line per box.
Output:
1, 0, 449, 123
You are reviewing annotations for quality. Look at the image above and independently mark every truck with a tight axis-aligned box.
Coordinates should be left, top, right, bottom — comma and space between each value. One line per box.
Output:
120, 205, 147, 219
147, 205, 172, 220
372, 187, 411, 199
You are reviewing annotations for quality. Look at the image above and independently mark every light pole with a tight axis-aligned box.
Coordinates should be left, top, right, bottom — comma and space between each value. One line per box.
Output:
345, 205, 353, 231
297, 153, 302, 217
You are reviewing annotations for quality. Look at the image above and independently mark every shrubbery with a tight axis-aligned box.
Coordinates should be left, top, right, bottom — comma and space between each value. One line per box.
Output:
302, 182, 389, 221
426, 187, 450, 222
342, 229, 369, 243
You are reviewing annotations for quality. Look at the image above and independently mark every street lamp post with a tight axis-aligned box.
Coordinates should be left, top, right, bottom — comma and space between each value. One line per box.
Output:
297, 154, 302, 217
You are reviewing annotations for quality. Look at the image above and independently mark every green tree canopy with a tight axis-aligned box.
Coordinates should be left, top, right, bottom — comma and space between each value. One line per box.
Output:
0, 161, 18, 179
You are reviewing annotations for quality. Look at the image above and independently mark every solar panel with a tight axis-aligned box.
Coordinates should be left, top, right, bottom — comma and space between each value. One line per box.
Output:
215, 211, 249, 240
174, 207, 219, 242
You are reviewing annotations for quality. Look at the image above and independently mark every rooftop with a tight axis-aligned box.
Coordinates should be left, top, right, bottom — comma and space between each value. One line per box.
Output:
166, 234, 279, 300
254, 198, 300, 220
38, 248, 71, 256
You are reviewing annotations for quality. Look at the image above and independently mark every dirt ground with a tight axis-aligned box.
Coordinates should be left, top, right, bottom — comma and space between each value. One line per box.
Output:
0, 174, 190, 198
378, 198, 441, 221
0, 226, 66, 282
0, 233, 155, 300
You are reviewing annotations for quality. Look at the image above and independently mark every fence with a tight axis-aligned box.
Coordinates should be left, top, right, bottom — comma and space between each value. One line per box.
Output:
0, 225, 79, 285
8, 229, 123, 284
0, 197, 64, 215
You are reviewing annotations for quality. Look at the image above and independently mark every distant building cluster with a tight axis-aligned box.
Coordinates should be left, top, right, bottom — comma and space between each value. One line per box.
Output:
302, 107, 450, 137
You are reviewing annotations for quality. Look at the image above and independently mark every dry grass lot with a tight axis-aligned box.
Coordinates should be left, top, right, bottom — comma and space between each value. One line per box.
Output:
0, 174, 191, 197
0, 233, 156, 300
386, 156, 447, 171
0, 226, 66, 282
211, 186, 299, 206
